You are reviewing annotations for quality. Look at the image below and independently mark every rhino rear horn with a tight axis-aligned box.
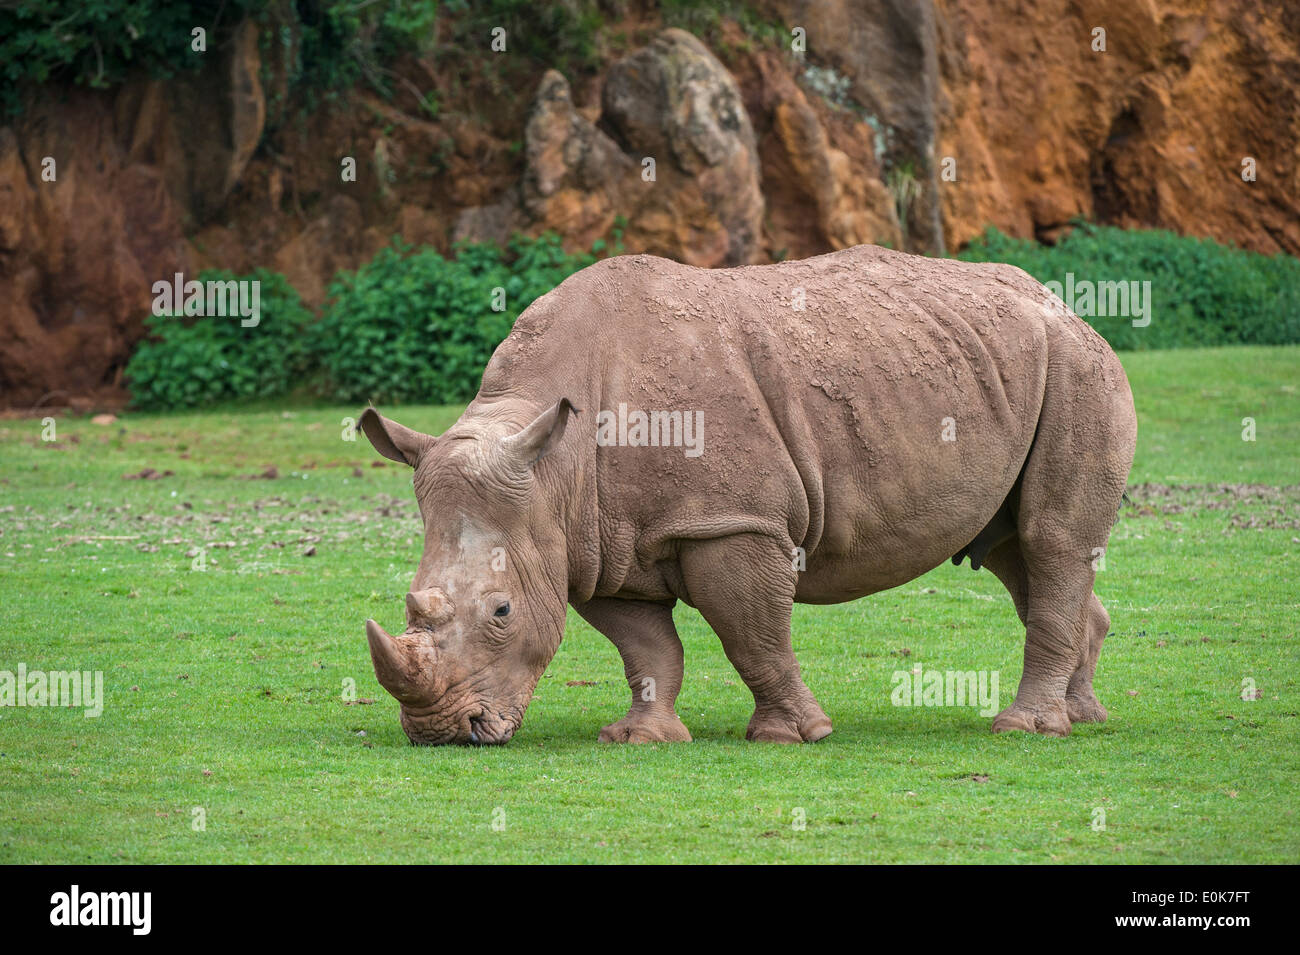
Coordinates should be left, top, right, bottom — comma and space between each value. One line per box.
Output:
406, 588, 454, 630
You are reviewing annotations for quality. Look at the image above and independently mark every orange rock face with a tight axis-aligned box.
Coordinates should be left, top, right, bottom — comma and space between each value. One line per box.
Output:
0, 23, 264, 407
0, 99, 189, 409
1, 6, 1296, 408
933, 0, 1300, 253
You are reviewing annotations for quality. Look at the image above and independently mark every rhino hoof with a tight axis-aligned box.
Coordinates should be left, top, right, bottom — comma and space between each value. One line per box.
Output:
1067, 694, 1109, 724
746, 702, 833, 743
598, 713, 692, 743
991, 702, 1071, 737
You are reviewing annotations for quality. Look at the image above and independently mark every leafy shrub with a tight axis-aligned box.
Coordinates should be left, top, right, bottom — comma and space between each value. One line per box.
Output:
125, 269, 315, 409
0, 1, 261, 115
4, 1, 609, 117
958, 223, 1300, 350
2, 0, 440, 117
263, 0, 439, 114
316, 233, 597, 404
124, 232, 612, 410
443, 0, 605, 75
659, 0, 788, 52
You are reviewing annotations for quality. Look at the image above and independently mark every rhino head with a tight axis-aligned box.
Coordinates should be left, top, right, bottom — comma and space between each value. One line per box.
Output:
358, 400, 578, 745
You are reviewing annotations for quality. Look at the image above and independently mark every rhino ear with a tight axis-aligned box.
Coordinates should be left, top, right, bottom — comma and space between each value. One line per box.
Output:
359, 408, 431, 467
501, 399, 579, 468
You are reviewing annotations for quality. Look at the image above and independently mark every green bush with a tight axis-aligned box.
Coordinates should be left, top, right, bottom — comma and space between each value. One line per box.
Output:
0, 1, 260, 115
1, 0, 439, 117
958, 223, 1300, 350
124, 233, 612, 410
316, 233, 598, 404
125, 269, 315, 410
442, 0, 604, 74
3, 1, 605, 117
264, 0, 439, 114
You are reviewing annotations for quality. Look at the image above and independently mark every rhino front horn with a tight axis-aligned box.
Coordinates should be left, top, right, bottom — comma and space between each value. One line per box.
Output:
365, 618, 415, 700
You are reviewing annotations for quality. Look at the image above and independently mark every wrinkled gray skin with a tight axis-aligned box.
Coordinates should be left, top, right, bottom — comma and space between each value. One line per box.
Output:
361, 245, 1136, 745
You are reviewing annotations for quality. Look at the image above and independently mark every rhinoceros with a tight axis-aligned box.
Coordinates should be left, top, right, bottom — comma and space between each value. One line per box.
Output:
359, 244, 1136, 745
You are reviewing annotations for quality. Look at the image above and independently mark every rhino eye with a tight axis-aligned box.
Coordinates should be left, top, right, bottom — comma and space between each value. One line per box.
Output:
493, 602, 511, 618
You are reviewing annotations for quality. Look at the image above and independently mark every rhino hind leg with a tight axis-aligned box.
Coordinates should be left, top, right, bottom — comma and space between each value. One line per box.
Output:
575, 597, 692, 743
989, 575, 1111, 735
679, 534, 832, 743
977, 538, 1063, 734
981, 537, 1029, 626
984, 388, 1131, 736
989, 566, 1082, 736
1065, 594, 1110, 723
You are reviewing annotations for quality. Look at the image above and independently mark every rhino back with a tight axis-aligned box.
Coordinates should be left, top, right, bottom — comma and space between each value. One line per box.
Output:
481, 248, 1079, 601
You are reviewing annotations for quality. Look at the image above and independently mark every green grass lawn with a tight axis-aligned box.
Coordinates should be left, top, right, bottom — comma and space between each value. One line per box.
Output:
1, 345, 1297, 863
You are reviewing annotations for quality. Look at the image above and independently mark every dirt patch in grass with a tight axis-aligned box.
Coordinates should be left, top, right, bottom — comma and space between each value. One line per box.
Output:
1124, 483, 1300, 527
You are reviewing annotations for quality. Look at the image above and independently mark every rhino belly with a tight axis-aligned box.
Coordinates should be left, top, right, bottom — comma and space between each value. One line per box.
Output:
788, 367, 1040, 603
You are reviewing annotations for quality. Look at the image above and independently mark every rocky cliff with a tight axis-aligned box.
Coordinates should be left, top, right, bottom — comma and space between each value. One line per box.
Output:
2, 1, 1296, 408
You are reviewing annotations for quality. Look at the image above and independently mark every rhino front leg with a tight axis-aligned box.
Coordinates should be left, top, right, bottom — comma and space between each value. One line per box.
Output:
575, 597, 692, 743
680, 534, 832, 743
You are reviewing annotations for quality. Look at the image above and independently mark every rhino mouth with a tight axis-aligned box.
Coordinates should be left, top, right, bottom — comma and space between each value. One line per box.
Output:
468, 712, 517, 745
401, 705, 519, 746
